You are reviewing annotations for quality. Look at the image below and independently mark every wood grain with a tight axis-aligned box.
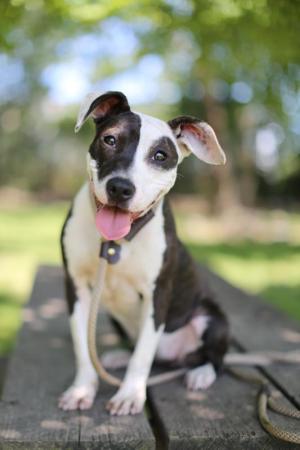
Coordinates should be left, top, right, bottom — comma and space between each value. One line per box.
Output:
147, 264, 300, 449
1, 264, 299, 449
0, 266, 155, 449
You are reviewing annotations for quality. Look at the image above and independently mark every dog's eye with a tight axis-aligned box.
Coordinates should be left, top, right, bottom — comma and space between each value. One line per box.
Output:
153, 150, 167, 162
103, 135, 116, 146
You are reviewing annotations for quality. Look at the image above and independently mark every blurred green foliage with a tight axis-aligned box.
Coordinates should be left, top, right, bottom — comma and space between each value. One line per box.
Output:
0, 0, 299, 207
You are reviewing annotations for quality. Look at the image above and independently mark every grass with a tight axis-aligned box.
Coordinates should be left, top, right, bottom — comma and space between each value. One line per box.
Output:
0, 202, 68, 355
0, 202, 300, 355
187, 242, 300, 320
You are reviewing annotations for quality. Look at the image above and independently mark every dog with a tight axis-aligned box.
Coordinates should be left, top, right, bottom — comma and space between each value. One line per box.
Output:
59, 91, 229, 416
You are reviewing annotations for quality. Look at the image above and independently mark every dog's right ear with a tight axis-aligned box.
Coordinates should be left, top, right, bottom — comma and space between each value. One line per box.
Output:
75, 91, 130, 132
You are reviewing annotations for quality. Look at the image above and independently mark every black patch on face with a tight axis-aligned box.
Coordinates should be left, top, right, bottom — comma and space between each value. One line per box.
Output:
89, 112, 141, 180
147, 136, 178, 170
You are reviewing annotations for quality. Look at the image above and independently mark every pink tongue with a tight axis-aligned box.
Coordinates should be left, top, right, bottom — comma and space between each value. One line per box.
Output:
96, 206, 132, 240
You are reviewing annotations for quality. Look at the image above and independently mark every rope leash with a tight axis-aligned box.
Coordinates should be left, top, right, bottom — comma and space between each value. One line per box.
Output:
87, 255, 187, 389
87, 256, 120, 387
228, 367, 300, 444
88, 240, 300, 444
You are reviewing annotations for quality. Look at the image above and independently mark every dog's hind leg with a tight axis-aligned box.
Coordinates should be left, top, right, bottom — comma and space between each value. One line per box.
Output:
184, 298, 229, 391
186, 363, 217, 390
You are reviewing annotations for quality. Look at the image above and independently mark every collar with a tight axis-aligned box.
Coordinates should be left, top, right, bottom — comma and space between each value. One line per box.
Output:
124, 208, 155, 241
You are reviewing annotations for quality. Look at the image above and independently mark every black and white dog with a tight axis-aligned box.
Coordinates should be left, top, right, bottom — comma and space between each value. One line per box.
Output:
59, 91, 229, 416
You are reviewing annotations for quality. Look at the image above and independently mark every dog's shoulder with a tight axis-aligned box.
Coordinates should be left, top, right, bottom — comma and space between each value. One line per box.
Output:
153, 197, 210, 332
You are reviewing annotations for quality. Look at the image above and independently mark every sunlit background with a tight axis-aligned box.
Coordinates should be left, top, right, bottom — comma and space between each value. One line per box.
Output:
0, 0, 300, 355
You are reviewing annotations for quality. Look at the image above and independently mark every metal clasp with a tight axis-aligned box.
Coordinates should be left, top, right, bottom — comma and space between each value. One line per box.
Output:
100, 241, 121, 264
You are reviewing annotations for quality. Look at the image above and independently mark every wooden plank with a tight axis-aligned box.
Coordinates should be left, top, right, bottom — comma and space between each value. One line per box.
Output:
148, 370, 299, 449
0, 266, 79, 449
147, 264, 300, 449
79, 388, 155, 450
0, 266, 155, 449
199, 265, 300, 406
2, 264, 298, 449
79, 306, 155, 450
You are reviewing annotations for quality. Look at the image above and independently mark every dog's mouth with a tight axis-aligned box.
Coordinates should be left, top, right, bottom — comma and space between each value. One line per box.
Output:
95, 202, 141, 241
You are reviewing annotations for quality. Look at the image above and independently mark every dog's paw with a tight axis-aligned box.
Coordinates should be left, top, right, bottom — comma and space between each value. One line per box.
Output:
186, 363, 216, 391
58, 382, 98, 411
102, 349, 131, 369
106, 384, 146, 416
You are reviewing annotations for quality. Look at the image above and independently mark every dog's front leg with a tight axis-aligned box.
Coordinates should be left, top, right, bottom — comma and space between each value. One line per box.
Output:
106, 301, 164, 416
59, 282, 99, 411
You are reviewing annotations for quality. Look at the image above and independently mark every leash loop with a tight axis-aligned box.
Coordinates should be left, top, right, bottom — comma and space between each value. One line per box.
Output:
87, 252, 121, 387
228, 367, 300, 444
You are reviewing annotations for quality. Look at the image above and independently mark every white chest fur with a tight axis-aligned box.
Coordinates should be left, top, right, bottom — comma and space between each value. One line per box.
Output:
102, 203, 166, 340
64, 183, 166, 341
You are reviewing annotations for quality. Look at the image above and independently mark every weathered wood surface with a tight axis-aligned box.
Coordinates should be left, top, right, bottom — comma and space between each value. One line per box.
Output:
148, 365, 300, 450
0, 266, 155, 449
0, 264, 299, 449
148, 372, 296, 450
148, 264, 300, 449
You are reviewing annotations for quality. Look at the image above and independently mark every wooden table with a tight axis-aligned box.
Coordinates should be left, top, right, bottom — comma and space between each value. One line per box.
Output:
0, 265, 299, 449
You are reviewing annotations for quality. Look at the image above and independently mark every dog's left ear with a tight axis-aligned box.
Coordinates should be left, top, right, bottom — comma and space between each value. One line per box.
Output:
168, 116, 226, 165
75, 91, 130, 132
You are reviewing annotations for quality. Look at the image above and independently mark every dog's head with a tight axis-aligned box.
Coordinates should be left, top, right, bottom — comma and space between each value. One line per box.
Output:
75, 91, 226, 240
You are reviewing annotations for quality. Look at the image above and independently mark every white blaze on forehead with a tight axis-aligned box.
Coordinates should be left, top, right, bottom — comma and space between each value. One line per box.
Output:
127, 112, 180, 212
135, 112, 179, 148
137, 112, 173, 134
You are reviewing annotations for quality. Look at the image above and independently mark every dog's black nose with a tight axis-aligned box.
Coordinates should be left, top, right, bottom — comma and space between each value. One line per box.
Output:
106, 177, 136, 203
